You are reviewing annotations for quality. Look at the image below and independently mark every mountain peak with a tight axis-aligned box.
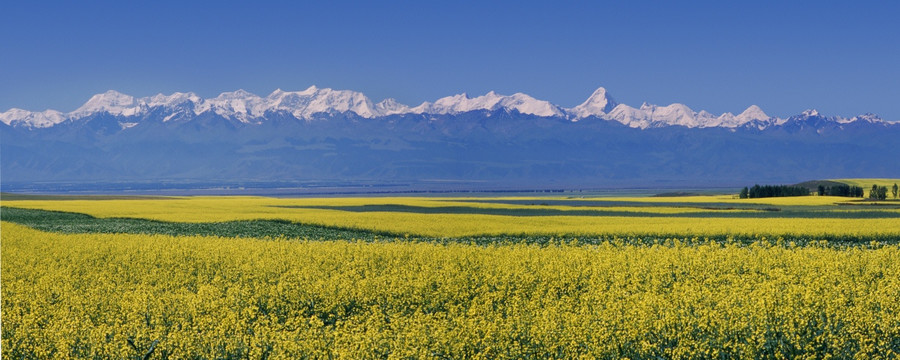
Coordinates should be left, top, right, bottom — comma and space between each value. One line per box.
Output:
375, 98, 410, 115
100, 89, 128, 97
88, 90, 133, 103
145, 92, 201, 108
848, 113, 884, 124
422, 91, 562, 117
72, 90, 138, 116
570, 87, 619, 118
0, 108, 66, 128
195, 90, 266, 121
217, 89, 256, 99
744, 104, 764, 112
737, 105, 769, 120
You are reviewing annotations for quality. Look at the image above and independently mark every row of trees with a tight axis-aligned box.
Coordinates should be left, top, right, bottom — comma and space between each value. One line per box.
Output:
869, 184, 899, 200
817, 184, 865, 197
743, 182, 900, 200
739, 184, 810, 199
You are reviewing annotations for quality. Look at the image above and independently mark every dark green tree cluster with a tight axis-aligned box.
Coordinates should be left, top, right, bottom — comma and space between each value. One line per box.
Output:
817, 184, 864, 197
870, 185, 889, 200
739, 184, 810, 199
893, 183, 898, 199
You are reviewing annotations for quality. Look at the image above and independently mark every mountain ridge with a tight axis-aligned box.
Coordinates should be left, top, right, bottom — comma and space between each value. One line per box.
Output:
3, 86, 896, 188
3, 86, 893, 130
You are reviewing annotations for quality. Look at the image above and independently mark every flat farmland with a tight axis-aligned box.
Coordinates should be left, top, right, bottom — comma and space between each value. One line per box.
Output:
2, 194, 900, 358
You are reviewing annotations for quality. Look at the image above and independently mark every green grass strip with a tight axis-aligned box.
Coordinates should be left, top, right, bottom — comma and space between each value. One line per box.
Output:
0, 206, 387, 241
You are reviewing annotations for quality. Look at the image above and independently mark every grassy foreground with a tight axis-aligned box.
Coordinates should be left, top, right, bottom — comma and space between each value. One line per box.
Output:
3, 222, 900, 359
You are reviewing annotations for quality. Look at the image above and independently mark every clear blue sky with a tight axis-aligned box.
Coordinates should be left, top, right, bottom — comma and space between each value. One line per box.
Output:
2, 1, 899, 120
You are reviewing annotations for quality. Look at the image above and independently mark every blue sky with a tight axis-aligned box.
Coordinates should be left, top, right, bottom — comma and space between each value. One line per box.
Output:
2, 1, 899, 119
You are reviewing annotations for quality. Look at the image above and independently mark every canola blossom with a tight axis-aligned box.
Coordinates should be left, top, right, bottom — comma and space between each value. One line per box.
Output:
3, 194, 899, 358
3, 222, 900, 359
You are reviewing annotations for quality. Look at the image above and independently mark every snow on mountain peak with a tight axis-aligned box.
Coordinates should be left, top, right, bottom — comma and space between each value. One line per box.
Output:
0, 108, 66, 128
571, 87, 619, 118
409, 101, 433, 114
742, 104, 764, 114
851, 113, 883, 123
194, 90, 267, 121
263, 86, 379, 119
647, 103, 698, 127
419, 93, 470, 114
302, 85, 318, 94
304, 87, 378, 118
735, 105, 769, 122
502, 93, 564, 117
417, 91, 562, 117
7, 85, 885, 131
265, 89, 312, 114
89, 90, 198, 114
801, 109, 820, 117
706, 105, 774, 128
0, 108, 28, 125
375, 98, 410, 115
604, 101, 777, 129
606, 104, 652, 128
217, 89, 255, 99
72, 90, 140, 116
145, 92, 201, 108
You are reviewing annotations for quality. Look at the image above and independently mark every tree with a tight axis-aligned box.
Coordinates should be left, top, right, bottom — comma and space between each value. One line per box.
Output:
818, 185, 826, 196
893, 183, 898, 199
870, 184, 879, 199
742, 184, 809, 198
740, 187, 749, 199
877, 186, 888, 201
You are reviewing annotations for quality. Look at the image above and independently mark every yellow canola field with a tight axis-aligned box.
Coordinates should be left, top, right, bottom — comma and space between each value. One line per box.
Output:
3, 222, 899, 359
3, 195, 739, 215
4, 195, 899, 237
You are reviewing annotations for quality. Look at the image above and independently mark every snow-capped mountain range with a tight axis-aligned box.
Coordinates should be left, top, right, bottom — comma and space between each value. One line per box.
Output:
2, 86, 891, 130
3, 85, 897, 189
